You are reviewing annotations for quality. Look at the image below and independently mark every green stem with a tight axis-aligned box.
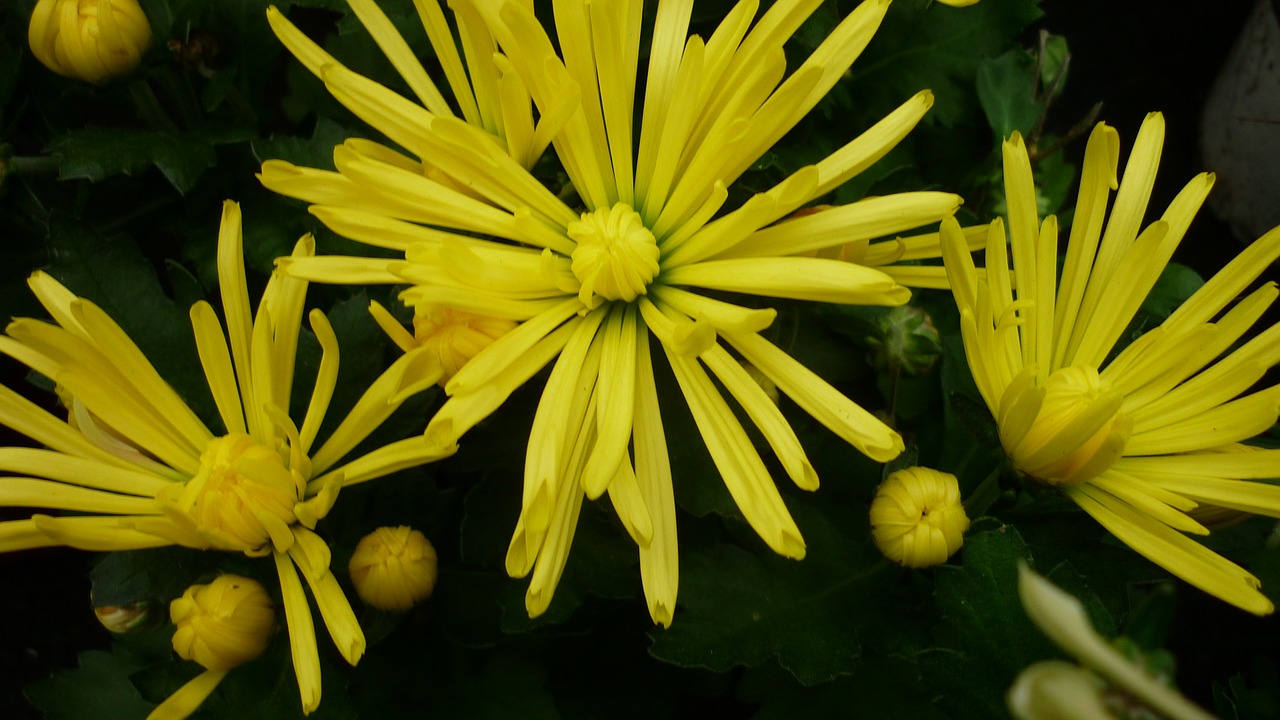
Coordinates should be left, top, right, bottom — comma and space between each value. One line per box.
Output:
128, 80, 179, 132
6, 155, 61, 175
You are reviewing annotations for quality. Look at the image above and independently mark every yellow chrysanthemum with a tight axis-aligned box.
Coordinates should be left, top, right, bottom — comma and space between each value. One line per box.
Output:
28, 0, 152, 84
259, 0, 970, 626
368, 300, 517, 388
0, 201, 455, 715
942, 112, 1280, 615
870, 466, 969, 567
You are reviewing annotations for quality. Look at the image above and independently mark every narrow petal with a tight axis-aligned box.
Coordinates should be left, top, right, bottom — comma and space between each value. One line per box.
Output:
1067, 484, 1273, 615
725, 330, 903, 461
660, 343, 805, 558
145, 669, 229, 720
273, 551, 322, 714
664, 257, 910, 306
633, 329, 678, 627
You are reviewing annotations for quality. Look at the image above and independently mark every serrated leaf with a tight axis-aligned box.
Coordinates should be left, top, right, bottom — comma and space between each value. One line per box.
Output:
51, 128, 216, 195
648, 500, 896, 685
25, 650, 156, 720
977, 49, 1040, 138
89, 547, 224, 607
919, 523, 1056, 720
252, 117, 350, 172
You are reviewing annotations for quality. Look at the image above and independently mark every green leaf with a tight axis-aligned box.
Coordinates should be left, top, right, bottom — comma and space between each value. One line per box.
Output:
252, 117, 350, 172
89, 547, 224, 607
918, 523, 1056, 720
976, 49, 1040, 138
852, 0, 1044, 129
25, 650, 156, 720
42, 213, 216, 426
1139, 262, 1205, 320
648, 499, 901, 685
50, 128, 216, 195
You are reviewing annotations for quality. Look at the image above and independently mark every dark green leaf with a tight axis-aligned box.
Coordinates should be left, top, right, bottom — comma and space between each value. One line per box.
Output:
89, 547, 224, 607
919, 523, 1056, 720
25, 650, 156, 720
50, 128, 216, 195
648, 500, 897, 685
977, 49, 1040, 138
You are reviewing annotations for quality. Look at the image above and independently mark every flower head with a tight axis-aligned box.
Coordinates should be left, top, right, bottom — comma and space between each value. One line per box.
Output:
260, 0, 968, 625
28, 0, 152, 83
943, 112, 1280, 614
170, 574, 275, 672
870, 466, 969, 567
0, 201, 453, 714
349, 526, 438, 611
149, 575, 275, 720
1010, 565, 1215, 720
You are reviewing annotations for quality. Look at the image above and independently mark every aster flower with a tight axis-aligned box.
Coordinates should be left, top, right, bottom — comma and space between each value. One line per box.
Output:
942, 112, 1280, 615
0, 201, 454, 713
259, 0, 967, 625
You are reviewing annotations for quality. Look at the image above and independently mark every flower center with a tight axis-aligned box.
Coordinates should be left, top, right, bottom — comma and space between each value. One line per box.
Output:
167, 433, 301, 553
568, 203, 660, 308
1006, 367, 1131, 487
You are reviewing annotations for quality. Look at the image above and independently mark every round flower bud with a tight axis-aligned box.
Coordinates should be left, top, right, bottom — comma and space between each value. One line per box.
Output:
870, 467, 970, 568
28, 0, 153, 84
866, 305, 943, 377
170, 575, 274, 672
348, 526, 438, 611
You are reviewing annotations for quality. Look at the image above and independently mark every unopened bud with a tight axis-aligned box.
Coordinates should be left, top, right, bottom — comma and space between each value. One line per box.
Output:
349, 526, 438, 611
170, 575, 274, 672
870, 466, 969, 568
866, 305, 942, 376
28, 0, 153, 84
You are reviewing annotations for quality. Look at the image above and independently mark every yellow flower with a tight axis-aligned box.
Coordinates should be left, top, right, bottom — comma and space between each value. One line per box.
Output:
0, 201, 454, 714
150, 575, 275, 720
28, 0, 152, 83
349, 526, 439, 611
259, 0, 966, 626
870, 466, 969, 567
942, 112, 1280, 615
1010, 565, 1215, 720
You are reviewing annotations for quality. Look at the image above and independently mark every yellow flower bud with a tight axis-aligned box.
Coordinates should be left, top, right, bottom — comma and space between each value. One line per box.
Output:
28, 0, 153, 84
170, 575, 275, 672
348, 526, 438, 611
870, 467, 970, 568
